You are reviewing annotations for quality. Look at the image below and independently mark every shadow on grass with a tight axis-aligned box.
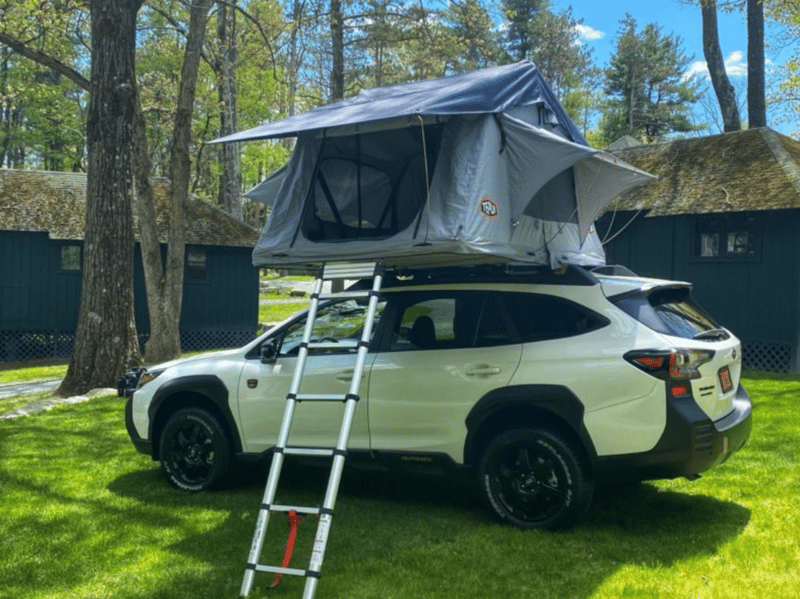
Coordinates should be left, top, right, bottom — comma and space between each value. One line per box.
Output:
108, 463, 751, 598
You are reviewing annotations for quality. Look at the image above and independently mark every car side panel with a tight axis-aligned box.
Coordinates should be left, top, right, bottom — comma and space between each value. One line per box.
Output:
512, 328, 666, 456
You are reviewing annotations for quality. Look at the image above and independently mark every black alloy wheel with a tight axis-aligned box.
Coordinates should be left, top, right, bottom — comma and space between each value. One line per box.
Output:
478, 428, 593, 530
159, 407, 232, 491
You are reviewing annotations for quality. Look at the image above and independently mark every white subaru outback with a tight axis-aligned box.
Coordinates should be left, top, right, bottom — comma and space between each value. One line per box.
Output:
120, 264, 751, 530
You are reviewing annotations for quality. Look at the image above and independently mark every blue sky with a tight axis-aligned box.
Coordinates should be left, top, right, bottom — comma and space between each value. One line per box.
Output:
550, 0, 798, 135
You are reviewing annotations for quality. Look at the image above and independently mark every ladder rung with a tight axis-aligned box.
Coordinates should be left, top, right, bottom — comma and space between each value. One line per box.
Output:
253, 564, 308, 577
283, 447, 336, 457
322, 262, 379, 279
269, 505, 322, 515
306, 340, 358, 351
318, 290, 370, 300
292, 393, 350, 402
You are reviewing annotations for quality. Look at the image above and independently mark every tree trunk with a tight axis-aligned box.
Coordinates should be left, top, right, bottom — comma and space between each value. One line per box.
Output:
135, 0, 213, 364
162, 0, 213, 358
329, 0, 346, 293
747, 0, 766, 127
216, 0, 242, 220
58, 0, 143, 396
700, 0, 741, 132
132, 97, 182, 363
330, 0, 345, 102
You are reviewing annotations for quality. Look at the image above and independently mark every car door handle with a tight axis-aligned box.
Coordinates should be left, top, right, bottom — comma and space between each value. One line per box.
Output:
465, 365, 502, 377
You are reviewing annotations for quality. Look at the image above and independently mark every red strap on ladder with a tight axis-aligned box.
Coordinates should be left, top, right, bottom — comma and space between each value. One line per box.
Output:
267, 510, 303, 589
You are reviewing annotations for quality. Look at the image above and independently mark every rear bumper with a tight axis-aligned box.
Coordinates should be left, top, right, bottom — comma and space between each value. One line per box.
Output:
125, 395, 153, 457
594, 383, 752, 483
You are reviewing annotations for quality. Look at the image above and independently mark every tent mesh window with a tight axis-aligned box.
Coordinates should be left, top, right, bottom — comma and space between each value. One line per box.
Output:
742, 341, 793, 373
301, 126, 442, 243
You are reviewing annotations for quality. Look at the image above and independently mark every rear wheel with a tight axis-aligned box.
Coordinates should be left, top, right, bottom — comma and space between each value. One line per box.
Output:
478, 428, 593, 530
159, 407, 233, 491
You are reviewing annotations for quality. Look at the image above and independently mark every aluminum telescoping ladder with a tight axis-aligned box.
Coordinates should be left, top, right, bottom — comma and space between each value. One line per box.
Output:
240, 262, 384, 598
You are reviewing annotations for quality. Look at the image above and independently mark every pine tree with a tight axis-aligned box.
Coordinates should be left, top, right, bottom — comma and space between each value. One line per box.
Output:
601, 15, 703, 143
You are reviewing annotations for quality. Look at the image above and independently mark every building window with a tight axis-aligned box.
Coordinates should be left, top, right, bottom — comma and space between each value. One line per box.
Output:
694, 215, 759, 260
187, 247, 207, 281
60, 245, 81, 271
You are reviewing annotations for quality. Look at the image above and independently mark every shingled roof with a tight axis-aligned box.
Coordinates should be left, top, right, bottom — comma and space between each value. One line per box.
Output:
607, 127, 800, 216
0, 169, 259, 247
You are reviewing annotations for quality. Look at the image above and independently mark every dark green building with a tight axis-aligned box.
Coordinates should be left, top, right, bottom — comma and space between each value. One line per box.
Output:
599, 128, 800, 373
1, 170, 260, 363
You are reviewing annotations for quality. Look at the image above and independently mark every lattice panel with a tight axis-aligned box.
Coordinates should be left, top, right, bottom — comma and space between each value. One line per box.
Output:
0, 331, 74, 362
742, 342, 793, 373
1, 329, 256, 363
179, 329, 256, 353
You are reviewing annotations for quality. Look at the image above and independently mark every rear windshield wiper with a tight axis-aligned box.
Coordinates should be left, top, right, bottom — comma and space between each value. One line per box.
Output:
692, 328, 729, 341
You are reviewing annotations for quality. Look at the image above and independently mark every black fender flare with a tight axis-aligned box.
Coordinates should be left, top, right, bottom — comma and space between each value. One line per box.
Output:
463, 384, 596, 467
148, 375, 242, 455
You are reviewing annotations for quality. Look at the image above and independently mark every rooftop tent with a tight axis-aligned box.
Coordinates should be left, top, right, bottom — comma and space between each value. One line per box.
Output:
221, 61, 655, 269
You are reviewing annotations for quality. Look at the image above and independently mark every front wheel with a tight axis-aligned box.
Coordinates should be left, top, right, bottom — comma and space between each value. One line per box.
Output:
159, 407, 233, 491
478, 428, 593, 530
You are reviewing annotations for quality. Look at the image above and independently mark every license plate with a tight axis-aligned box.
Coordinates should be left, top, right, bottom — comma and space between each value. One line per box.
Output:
719, 366, 733, 393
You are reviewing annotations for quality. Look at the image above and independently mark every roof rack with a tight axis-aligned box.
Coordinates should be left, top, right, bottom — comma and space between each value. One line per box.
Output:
374, 263, 599, 287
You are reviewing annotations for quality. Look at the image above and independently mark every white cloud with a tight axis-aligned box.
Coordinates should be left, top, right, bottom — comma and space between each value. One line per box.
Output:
575, 24, 604, 42
685, 60, 710, 80
683, 51, 748, 81
724, 50, 747, 77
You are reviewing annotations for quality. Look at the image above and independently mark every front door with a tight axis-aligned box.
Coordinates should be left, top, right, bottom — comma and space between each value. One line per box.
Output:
237, 297, 385, 453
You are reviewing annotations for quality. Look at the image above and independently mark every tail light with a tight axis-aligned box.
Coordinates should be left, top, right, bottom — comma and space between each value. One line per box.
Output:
625, 349, 714, 381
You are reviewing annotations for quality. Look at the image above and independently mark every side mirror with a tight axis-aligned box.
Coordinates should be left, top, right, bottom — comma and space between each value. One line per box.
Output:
260, 338, 279, 364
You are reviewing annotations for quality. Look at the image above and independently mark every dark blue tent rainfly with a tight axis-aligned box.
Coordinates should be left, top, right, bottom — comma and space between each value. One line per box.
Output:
214, 62, 587, 145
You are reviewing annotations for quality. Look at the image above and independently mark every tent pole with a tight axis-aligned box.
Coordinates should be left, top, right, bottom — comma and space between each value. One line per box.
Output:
412, 115, 432, 242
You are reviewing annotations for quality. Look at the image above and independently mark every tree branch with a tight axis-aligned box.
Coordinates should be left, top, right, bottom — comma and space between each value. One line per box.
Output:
0, 31, 90, 90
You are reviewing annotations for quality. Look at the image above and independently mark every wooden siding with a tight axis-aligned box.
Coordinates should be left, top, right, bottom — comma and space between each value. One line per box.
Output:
600, 210, 800, 347
133, 244, 258, 335
1, 231, 82, 332
3, 231, 257, 336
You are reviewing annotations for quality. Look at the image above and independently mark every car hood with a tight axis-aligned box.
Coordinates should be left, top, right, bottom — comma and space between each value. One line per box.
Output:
147, 348, 242, 373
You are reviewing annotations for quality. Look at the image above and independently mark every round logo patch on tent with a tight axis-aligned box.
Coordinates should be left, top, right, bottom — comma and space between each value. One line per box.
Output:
480, 197, 498, 219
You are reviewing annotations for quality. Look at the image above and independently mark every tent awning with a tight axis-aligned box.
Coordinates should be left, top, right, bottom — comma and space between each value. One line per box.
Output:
212, 61, 586, 145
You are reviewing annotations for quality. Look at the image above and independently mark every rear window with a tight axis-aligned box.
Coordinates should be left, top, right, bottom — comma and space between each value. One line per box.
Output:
612, 287, 723, 340
501, 292, 609, 342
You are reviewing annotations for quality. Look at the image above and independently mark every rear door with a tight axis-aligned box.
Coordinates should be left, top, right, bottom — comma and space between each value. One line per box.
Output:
367, 290, 522, 461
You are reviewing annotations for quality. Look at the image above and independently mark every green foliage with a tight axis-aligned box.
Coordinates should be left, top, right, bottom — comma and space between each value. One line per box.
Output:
502, 0, 549, 61
0, 1, 88, 169
600, 14, 704, 144
1, 375, 799, 597
2, 0, 729, 191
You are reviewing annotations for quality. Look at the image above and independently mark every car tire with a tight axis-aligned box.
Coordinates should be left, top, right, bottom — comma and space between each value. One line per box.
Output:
159, 407, 233, 491
478, 427, 593, 530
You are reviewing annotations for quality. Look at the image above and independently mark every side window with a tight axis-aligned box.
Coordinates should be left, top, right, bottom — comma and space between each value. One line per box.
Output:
389, 293, 516, 351
279, 298, 386, 356
393, 297, 457, 351
502, 293, 608, 343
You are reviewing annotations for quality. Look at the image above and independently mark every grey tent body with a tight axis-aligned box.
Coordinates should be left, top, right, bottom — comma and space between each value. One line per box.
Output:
220, 62, 655, 270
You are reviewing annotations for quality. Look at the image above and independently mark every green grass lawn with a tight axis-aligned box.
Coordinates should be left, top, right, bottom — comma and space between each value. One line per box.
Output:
0, 363, 68, 384
1, 375, 798, 598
